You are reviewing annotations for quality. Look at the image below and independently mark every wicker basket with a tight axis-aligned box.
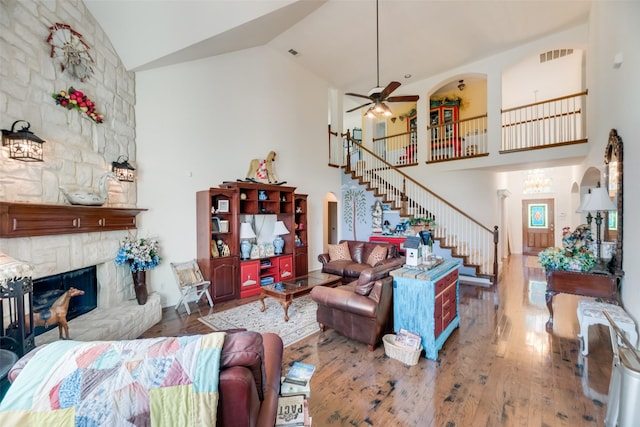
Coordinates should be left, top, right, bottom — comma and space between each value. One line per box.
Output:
382, 334, 421, 366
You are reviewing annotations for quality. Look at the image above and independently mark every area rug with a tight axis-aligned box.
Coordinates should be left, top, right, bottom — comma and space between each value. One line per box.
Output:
198, 295, 319, 347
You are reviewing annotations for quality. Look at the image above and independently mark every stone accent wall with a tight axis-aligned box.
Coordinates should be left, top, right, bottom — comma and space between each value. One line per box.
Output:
0, 0, 136, 206
0, 1, 156, 339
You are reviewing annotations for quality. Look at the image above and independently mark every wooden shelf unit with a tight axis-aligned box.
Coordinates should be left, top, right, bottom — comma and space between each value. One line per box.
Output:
220, 182, 296, 256
196, 188, 239, 302
198, 182, 304, 301
294, 194, 308, 276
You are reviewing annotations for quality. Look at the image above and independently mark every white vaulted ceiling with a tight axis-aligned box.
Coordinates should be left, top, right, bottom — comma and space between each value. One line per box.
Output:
85, 0, 591, 96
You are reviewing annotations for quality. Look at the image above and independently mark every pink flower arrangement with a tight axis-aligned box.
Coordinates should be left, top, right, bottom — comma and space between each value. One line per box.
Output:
52, 87, 104, 124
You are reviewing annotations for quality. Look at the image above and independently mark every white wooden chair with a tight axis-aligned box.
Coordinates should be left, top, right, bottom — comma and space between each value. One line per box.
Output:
170, 260, 213, 315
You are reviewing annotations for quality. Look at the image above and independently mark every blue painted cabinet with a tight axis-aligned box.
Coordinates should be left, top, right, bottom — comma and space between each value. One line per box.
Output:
390, 260, 460, 360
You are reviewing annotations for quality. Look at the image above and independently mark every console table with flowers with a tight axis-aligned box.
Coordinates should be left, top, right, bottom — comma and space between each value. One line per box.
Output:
538, 224, 621, 330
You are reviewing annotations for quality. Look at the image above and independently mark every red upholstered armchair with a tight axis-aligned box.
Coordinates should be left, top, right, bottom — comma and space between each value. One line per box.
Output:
310, 266, 394, 351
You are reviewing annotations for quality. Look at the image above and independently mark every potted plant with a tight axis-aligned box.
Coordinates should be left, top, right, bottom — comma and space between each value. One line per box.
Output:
115, 236, 161, 305
408, 217, 435, 234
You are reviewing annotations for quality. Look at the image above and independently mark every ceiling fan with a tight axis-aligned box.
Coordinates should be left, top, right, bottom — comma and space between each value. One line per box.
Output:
345, 0, 419, 116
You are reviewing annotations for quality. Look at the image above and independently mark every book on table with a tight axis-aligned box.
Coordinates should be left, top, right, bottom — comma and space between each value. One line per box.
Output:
275, 394, 308, 426
283, 361, 315, 386
280, 377, 311, 397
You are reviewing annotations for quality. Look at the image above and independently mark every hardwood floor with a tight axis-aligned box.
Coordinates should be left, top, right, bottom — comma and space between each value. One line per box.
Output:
141, 255, 613, 426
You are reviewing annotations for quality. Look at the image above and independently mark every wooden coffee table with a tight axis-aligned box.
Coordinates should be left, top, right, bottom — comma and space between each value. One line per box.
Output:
259, 271, 341, 321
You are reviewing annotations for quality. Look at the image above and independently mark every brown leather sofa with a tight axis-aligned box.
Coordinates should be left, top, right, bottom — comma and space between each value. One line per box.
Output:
318, 239, 404, 284
310, 266, 394, 351
8, 330, 283, 427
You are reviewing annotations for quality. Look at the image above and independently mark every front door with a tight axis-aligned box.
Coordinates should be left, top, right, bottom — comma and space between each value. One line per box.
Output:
522, 199, 555, 255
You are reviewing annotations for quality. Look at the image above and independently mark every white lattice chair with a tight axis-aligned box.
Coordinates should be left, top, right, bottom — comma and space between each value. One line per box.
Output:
170, 260, 213, 315
577, 299, 638, 356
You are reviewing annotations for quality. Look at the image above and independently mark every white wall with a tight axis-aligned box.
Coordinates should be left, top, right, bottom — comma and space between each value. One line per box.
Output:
585, 1, 640, 323
502, 48, 584, 108
135, 47, 339, 306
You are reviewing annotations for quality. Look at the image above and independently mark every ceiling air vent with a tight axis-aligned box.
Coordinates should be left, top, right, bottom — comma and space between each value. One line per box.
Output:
539, 49, 574, 63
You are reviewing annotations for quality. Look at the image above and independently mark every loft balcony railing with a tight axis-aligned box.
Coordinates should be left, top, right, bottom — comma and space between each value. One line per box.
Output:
373, 130, 418, 167
501, 90, 588, 152
330, 90, 588, 168
427, 114, 489, 162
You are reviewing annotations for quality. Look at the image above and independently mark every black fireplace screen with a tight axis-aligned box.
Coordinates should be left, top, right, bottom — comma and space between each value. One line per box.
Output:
32, 266, 98, 336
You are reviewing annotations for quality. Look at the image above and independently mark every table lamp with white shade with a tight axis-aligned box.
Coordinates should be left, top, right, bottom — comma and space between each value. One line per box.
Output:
239, 222, 256, 260
581, 187, 617, 269
272, 221, 290, 255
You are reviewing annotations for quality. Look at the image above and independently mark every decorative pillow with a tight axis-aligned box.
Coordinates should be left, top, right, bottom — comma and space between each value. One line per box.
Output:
366, 245, 388, 267
176, 265, 203, 286
328, 242, 352, 262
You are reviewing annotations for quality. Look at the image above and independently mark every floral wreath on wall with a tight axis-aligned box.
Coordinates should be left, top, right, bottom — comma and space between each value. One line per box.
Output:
52, 87, 104, 124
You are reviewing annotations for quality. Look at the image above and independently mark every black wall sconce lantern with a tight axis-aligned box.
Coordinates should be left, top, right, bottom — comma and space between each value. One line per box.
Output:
1, 120, 46, 162
112, 155, 136, 182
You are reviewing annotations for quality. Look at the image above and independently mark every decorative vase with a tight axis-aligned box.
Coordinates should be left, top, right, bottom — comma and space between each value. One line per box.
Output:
273, 236, 284, 255
240, 239, 251, 259
132, 270, 148, 305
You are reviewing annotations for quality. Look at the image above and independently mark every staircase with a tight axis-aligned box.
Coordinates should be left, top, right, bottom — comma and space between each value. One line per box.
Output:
340, 133, 498, 284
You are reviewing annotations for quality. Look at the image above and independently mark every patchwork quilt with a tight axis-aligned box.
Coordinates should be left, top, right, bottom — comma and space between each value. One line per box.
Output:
0, 332, 226, 426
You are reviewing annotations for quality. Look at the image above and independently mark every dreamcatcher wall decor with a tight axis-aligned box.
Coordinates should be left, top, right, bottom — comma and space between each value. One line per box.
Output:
47, 23, 94, 81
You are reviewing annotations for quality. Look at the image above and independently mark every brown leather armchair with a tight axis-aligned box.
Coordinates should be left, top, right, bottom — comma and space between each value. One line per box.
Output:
310, 266, 394, 351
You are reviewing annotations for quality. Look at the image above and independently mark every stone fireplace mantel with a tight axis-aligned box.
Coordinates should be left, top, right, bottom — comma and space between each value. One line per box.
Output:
0, 202, 146, 238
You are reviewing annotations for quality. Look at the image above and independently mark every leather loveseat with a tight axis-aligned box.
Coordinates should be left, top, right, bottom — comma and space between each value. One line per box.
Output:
7, 330, 283, 427
310, 266, 394, 350
318, 239, 404, 284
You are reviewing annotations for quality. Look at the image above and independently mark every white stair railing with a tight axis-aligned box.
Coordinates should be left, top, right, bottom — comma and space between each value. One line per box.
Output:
345, 139, 498, 279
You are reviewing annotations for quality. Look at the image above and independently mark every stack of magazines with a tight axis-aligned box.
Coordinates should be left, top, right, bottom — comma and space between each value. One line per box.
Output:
277, 361, 315, 426
394, 328, 421, 350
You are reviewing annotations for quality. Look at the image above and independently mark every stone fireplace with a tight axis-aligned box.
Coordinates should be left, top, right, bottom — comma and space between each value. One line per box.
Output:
1, 0, 150, 347
0, 205, 162, 347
